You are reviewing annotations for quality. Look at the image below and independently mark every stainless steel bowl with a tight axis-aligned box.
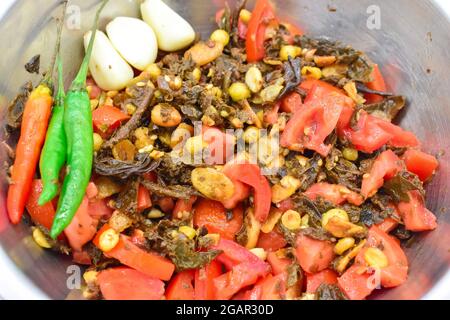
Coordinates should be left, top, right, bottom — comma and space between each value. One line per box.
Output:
1, 0, 449, 300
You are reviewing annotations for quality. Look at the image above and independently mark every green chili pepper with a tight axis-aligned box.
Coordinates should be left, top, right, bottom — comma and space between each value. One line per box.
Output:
38, 56, 66, 206
50, 0, 109, 239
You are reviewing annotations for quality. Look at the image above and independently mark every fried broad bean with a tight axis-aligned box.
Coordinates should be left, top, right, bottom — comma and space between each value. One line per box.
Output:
191, 167, 235, 202
184, 40, 224, 66
151, 103, 182, 128
112, 139, 136, 162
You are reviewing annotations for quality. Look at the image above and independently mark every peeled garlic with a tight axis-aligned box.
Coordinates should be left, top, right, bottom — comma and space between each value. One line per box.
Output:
84, 30, 134, 91
106, 17, 158, 71
141, 0, 196, 52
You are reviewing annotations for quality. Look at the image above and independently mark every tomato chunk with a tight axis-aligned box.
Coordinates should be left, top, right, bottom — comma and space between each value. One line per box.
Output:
194, 199, 243, 240
98, 267, 165, 300
306, 269, 338, 293
256, 229, 287, 252
223, 163, 271, 222
295, 233, 335, 273
365, 64, 387, 103
356, 226, 409, 288
281, 84, 347, 156
137, 184, 152, 212
26, 180, 56, 230
246, 0, 276, 62
281, 92, 303, 113
403, 149, 439, 182
195, 260, 223, 300
361, 150, 403, 198
166, 270, 195, 300
267, 251, 292, 275
93, 225, 175, 281
397, 191, 437, 232
304, 183, 364, 206
337, 264, 373, 300
212, 238, 269, 270
173, 196, 197, 219
92, 105, 130, 137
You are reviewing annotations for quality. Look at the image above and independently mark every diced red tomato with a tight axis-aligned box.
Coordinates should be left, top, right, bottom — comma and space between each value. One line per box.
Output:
304, 183, 364, 206
277, 198, 295, 212
195, 260, 223, 300
93, 225, 175, 281
403, 149, 439, 182
64, 196, 99, 252
376, 217, 399, 233
238, 18, 248, 39
88, 198, 113, 220
221, 178, 250, 210
294, 233, 335, 273
142, 171, 157, 182
92, 105, 130, 137
256, 229, 287, 252
194, 199, 243, 240
72, 250, 91, 265
223, 163, 271, 222
25, 180, 56, 230
214, 261, 271, 300
98, 267, 165, 300
87, 78, 101, 99
173, 196, 197, 219
397, 191, 437, 232
356, 226, 409, 288
365, 64, 387, 103
245, 273, 287, 300
166, 270, 195, 300
281, 84, 346, 156
337, 264, 373, 300
281, 92, 303, 113
246, 0, 277, 62
306, 269, 338, 293
280, 21, 304, 44
263, 102, 280, 125
343, 111, 419, 153
157, 196, 175, 213
137, 185, 152, 212
202, 126, 236, 165
267, 251, 292, 275
361, 150, 403, 198
212, 238, 269, 270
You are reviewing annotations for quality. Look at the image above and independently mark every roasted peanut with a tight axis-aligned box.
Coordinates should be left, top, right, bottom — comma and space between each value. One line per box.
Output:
151, 103, 182, 127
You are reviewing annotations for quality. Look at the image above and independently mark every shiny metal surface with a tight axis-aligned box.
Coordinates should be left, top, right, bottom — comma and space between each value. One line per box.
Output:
0, 0, 449, 300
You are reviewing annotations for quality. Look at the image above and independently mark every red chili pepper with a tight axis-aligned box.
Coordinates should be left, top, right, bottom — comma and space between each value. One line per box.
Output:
7, 85, 54, 224
137, 184, 152, 212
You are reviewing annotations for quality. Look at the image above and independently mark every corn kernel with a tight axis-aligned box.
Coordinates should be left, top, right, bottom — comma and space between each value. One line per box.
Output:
107, 90, 118, 98
281, 210, 302, 230
211, 29, 230, 46
185, 136, 208, 154
302, 66, 322, 79
90, 99, 99, 111
301, 214, 310, 228
364, 247, 389, 269
250, 248, 268, 261
321, 208, 349, 228
179, 226, 197, 240
98, 228, 119, 252
243, 126, 260, 143
334, 237, 355, 255
83, 270, 98, 284
146, 63, 161, 80
192, 67, 202, 82
245, 66, 263, 93
343, 147, 358, 161
228, 82, 251, 102
343, 81, 366, 105
239, 9, 252, 23
93, 133, 103, 152
126, 103, 137, 115
32, 228, 51, 249
280, 45, 302, 61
